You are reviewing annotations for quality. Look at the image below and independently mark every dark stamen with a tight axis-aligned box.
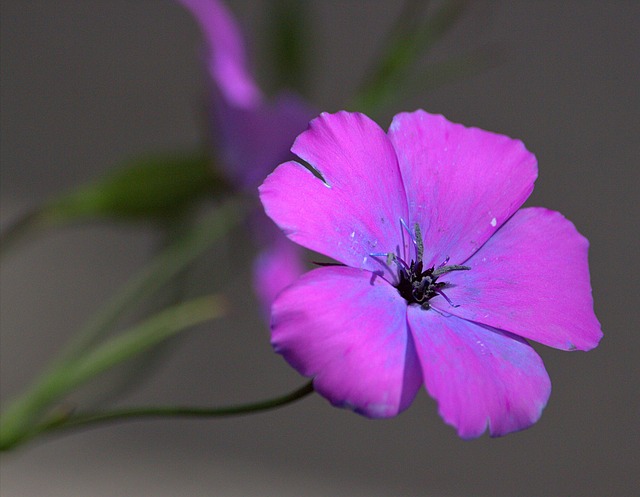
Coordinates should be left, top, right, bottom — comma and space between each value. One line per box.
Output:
371, 222, 471, 310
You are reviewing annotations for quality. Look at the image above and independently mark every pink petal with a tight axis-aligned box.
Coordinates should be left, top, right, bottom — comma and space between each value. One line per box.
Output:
178, 0, 261, 107
408, 308, 551, 438
432, 207, 603, 351
388, 110, 538, 267
271, 266, 422, 418
260, 112, 409, 281
213, 92, 314, 190
253, 232, 305, 317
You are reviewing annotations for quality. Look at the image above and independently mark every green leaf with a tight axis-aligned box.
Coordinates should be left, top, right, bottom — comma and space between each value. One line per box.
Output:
55, 198, 246, 361
0, 295, 226, 450
267, 0, 311, 95
377, 46, 500, 114
46, 152, 227, 222
0, 198, 246, 450
352, 0, 469, 114
62, 295, 226, 393
0, 152, 230, 256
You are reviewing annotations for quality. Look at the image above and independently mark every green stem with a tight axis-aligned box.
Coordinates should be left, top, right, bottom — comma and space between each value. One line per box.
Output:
0, 295, 227, 450
352, 0, 468, 114
56, 197, 246, 363
82, 216, 197, 410
0, 206, 56, 256
39, 381, 315, 438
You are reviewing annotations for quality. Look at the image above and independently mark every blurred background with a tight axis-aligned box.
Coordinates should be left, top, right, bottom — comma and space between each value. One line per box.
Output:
1, 1, 638, 495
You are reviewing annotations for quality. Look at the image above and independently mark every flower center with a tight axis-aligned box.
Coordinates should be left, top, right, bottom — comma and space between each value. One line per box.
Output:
372, 221, 470, 310
395, 257, 469, 309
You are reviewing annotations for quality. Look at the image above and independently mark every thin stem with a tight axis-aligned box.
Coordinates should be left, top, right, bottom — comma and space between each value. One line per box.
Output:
39, 381, 315, 437
0, 198, 246, 450
351, 0, 430, 112
0, 295, 227, 450
351, 0, 468, 114
0, 206, 54, 256
80, 215, 199, 410
56, 197, 246, 363
0, 199, 240, 432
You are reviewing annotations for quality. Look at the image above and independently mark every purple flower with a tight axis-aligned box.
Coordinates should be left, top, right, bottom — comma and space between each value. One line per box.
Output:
178, 0, 313, 191
178, 0, 313, 311
259, 110, 602, 438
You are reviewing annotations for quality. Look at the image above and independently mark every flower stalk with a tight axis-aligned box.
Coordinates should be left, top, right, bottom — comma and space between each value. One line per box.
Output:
0, 198, 247, 451
0, 295, 227, 450
34, 381, 315, 441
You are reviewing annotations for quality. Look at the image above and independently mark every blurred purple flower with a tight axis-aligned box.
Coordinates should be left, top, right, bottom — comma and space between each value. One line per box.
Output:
259, 110, 602, 438
178, 0, 313, 311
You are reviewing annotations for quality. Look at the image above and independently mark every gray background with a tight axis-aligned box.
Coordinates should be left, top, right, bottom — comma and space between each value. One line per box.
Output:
1, 1, 638, 496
